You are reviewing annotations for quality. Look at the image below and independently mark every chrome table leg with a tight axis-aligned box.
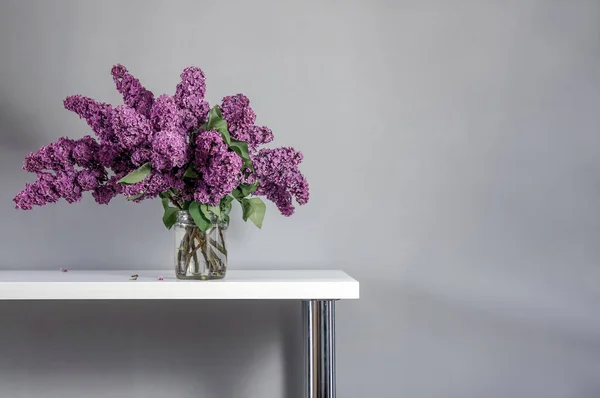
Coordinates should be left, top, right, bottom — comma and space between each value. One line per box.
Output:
303, 300, 336, 398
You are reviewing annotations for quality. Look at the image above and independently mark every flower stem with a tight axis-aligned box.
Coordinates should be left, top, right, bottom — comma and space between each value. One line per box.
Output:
177, 225, 225, 277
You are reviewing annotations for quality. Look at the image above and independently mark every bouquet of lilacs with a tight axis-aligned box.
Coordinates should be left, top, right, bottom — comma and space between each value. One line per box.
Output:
13, 65, 309, 278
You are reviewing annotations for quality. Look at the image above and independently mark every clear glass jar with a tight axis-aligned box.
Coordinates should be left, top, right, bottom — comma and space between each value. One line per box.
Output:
174, 211, 227, 280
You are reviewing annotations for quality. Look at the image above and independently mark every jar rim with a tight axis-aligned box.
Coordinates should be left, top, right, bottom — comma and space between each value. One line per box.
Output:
176, 210, 193, 223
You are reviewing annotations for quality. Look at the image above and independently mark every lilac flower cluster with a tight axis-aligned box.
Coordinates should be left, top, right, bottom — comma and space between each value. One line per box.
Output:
15, 134, 108, 209
14, 169, 92, 210
175, 67, 210, 126
252, 147, 310, 216
63, 95, 115, 143
220, 94, 273, 151
111, 64, 155, 118
121, 171, 185, 202
14, 64, 309, 221
192, 131, 243, 205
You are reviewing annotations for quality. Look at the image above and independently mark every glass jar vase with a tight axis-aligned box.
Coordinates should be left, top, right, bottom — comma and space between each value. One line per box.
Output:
174, 210, 227, 280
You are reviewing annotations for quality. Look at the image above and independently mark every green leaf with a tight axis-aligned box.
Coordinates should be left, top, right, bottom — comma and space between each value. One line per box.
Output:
199, 203, 213, 222
229, 139, 249, 162
204, 106, 219, 126
117, 162, 151, 185
220, 195, 234, 207
215, 120, 230, 140
239, 182, 258, 196
241, 197, 266, 229
126, 193, 144, 201
159, 193, 170, 210
189, 202, 211, 231
231, 188, 243, 200
183, 166, 199, 179
229, 139, 253, 171
218, 196, 234, 223
162, 207, 178, 229
159, 193, 178, 229
207, 205, 220, 218
220, 195, 234, 213
230, 183, 257, 202
205, 106, 231, 144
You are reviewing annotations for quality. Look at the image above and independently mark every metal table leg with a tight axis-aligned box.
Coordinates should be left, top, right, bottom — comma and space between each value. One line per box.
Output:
303, 300, 336, 398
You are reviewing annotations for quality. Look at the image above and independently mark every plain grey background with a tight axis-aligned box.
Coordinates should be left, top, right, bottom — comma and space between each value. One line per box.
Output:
1, 0, 599, 397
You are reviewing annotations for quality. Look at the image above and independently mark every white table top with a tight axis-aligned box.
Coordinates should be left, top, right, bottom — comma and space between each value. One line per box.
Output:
0, 270, 359, 300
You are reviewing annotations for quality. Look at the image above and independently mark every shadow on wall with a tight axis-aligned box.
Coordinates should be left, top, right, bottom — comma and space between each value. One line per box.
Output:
0, 97, 46, 193
0, 97, 178, 270
0, 99, 47, 153
0, 300, 303, 398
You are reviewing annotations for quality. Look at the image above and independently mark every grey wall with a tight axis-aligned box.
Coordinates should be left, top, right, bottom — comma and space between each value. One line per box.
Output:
1, 0, 599, 397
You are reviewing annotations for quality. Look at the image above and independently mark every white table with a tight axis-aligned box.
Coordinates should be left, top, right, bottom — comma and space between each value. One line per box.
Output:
0, 269, 359, 398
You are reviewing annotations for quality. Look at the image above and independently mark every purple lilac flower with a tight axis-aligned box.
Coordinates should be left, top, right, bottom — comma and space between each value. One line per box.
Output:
148, 172, 184, 196
15, 144, 111, 208
96, 142, 133, 175
22, 137, 76, 173
131, 147, 152, 167
76, 169, 105, 191
97, 143, 120, 169
251, 125, 274, 147
111, 64, 155, 118
220, 94, 274, 150
174, 67, 209, 126
121, 171, 184, 201
111, 154, 135, 175
220, 94, 254, 141
194, 130, 228, 168
241, 167, 258, 185
193, 180, 233, 206
53, 170, 83, 204
13, 172, 59, 210
180, 180, 196, 202
21, 152, 45, 174
252, 147, 309, 216
119, 177, 149, 200
76, 171, 97, 191
192, 180, 212, 204
220, 94, 255, 129
179, 109, 198, 131
202, 152, 242, 199
92, 175, 123, 205
151, 130, 188, 172
64, 95, 115, 143
192, 130, 241, 205
14, 169, 88, 209
92, 184, 117, 205
111, 105, 153, 150
71, 136, 100, 169
151, 94, 184, 132
16, 64, 309, 220
52, 137, 76, 167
